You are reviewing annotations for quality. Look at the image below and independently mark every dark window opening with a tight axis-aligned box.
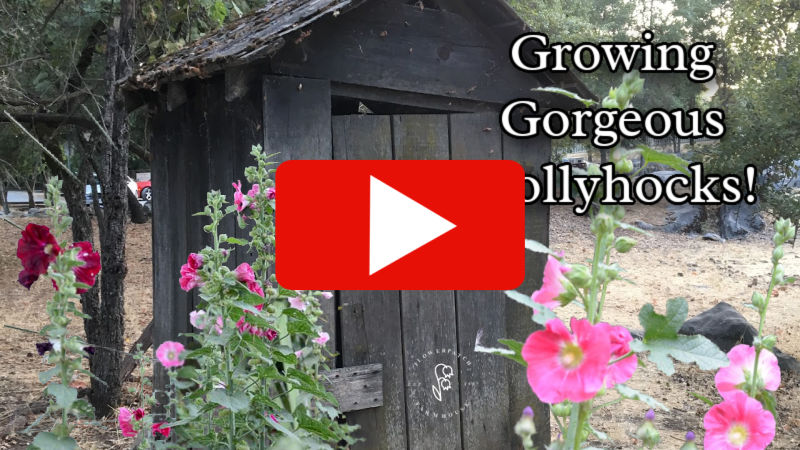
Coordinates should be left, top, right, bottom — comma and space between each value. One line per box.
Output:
331, 95, 456, 116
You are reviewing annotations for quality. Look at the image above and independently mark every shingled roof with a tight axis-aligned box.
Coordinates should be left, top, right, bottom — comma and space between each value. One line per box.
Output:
129, 0, 361, 90
129, 0, 592, 99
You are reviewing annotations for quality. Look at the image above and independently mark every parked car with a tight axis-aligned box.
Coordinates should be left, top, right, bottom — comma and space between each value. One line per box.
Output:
136, 180, 152, 202
85, 177, 144, 205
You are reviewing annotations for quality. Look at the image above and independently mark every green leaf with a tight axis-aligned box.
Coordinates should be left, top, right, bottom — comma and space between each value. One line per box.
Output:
474, 338, 526, 366
756, 390, 777, 419
225, 236, 248, 246
615, 384, 668, 411
39, 366, 60, 384
298, 411, 339, 441
637, 145, 690, 176
278, 286, 299, 298
46, 384, 77, 409
533, 87, 597, 107
524, 239, 561, 256
31, 432, 78, 450
589, 425, 608, 440
690, 392, 715, 406
631, 334, 728, 376
638, 298, 688, 341
504, 290, 557, 325
207, 389, 250, 412
505, 289, 535, 308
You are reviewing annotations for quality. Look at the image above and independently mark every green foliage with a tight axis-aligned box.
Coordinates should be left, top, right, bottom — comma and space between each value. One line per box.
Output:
149, 146, 357, 448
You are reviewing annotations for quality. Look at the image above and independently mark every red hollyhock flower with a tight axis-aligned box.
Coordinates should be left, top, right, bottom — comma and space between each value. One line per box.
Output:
17, 223, 61, 289
71, 242, 101, 293
151, 422, 171, 438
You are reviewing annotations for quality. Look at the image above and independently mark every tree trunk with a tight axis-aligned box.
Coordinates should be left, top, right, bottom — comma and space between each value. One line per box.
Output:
0, 181, 9, 214
127, 188, 147, 223
25, 186, 35, 209
89, 0, 135, 417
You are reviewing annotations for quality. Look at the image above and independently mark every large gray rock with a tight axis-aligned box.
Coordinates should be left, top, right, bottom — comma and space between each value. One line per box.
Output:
719, 201, 765, 239
664, 204, 706, 233
679, 302, 799, 373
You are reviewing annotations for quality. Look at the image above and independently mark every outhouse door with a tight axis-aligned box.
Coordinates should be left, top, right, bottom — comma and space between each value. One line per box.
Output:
261, 75, 551, 449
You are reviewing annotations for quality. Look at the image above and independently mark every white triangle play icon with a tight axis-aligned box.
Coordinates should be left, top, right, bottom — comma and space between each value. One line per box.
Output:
369, 176, 456, 275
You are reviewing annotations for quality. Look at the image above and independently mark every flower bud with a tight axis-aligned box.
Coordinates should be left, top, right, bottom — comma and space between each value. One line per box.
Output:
591, 213, 616, 236
774, 264, 785, 284
602, 97, 619, 109
680, 431, 698, 450
514, 406, 536, 449
772, 246, 784, 264
762, 335, 777, 350
551, 401, 572, 418
555, 279, 578, 305
751, 291, 766, 310
565, 265, 591, 289
636, 410, 660, 448
609, 205, 626, 221
614, 236, 636, 253
615, 158, 634, 174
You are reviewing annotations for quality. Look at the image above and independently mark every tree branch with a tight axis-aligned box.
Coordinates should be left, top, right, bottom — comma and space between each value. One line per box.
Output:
0, 111, 93, 128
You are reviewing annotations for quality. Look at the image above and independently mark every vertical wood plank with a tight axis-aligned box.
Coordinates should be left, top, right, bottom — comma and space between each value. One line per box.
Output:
503, 134, 552, 448
262, 75, 338, 358
333, 115, 407, 449
393, 114, 462, 450
449, 113, 511, 449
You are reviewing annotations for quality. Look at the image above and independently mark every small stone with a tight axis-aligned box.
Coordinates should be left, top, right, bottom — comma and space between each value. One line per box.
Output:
702, 232, 724, 242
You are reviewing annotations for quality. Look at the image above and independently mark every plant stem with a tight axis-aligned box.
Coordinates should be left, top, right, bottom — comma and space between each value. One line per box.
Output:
750, 260, 780, 397
225, 343, 236, 447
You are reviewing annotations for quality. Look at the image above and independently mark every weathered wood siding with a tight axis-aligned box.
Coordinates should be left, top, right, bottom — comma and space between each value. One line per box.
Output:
151, 73, 552, 449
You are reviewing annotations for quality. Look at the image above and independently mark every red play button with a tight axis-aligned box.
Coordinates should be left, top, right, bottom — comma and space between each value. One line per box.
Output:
275, 160, 524, 290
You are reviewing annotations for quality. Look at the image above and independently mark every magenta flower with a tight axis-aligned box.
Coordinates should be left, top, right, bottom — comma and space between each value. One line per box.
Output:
288, 297, 306, 311
530, 255, 570, 311
704, 391, 775, 449
233, 180, 251, 212
133, 408, 145, 420
179, 253, 203, 291
151, 422, 171, 438
265, 328, 278, 341
247, 184, 260, 198
313, 332, 330, 346
234, 263, 264, 296
17, 223, 61, 289
604, 324, 637, 387
521, 317, 611, 403
715, 344, 780, 400
118, 407, 137, 437
156, 341, 185, 368
265, 186, 276, 200
320, 291, 333, 300
71, 242, 101, 293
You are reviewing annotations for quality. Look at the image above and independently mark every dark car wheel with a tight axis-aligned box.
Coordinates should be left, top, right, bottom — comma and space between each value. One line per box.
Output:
141, 187, 152, 202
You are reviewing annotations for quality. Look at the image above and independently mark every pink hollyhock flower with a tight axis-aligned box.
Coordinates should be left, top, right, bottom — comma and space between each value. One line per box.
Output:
530, 255, 571, 311
133, 408, 145, 420
716, 344, 780, 400
232, 180, 251, 212
17, 223, 62, 289
295, 349, 304, 359
189, 310, 207, 329
118, 407, 137, 437
313, 332, 330, 346
234, 263, 264, 296
247, 184, 260, 199
521, 317, 611, 403
320, 291, 333, 300
234, 263, 255, 283
265, 328, 278, 341
704, 391, 775, 449
71, 242, 101, 293
215, 316, 224, 334
604, 325, 637, 388
179, 253, 204, 291
288, 297, 306, 311
156, 341, 185, 368
265, 186, 276, 200
247, 280, 264, 297
152, 422, 171, 438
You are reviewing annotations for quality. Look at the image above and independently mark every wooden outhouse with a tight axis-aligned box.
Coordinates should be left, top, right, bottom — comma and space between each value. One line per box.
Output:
129, 0, 590, 448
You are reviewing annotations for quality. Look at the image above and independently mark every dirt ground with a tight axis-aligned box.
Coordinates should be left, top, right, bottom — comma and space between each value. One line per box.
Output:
0, 201, 798, 448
